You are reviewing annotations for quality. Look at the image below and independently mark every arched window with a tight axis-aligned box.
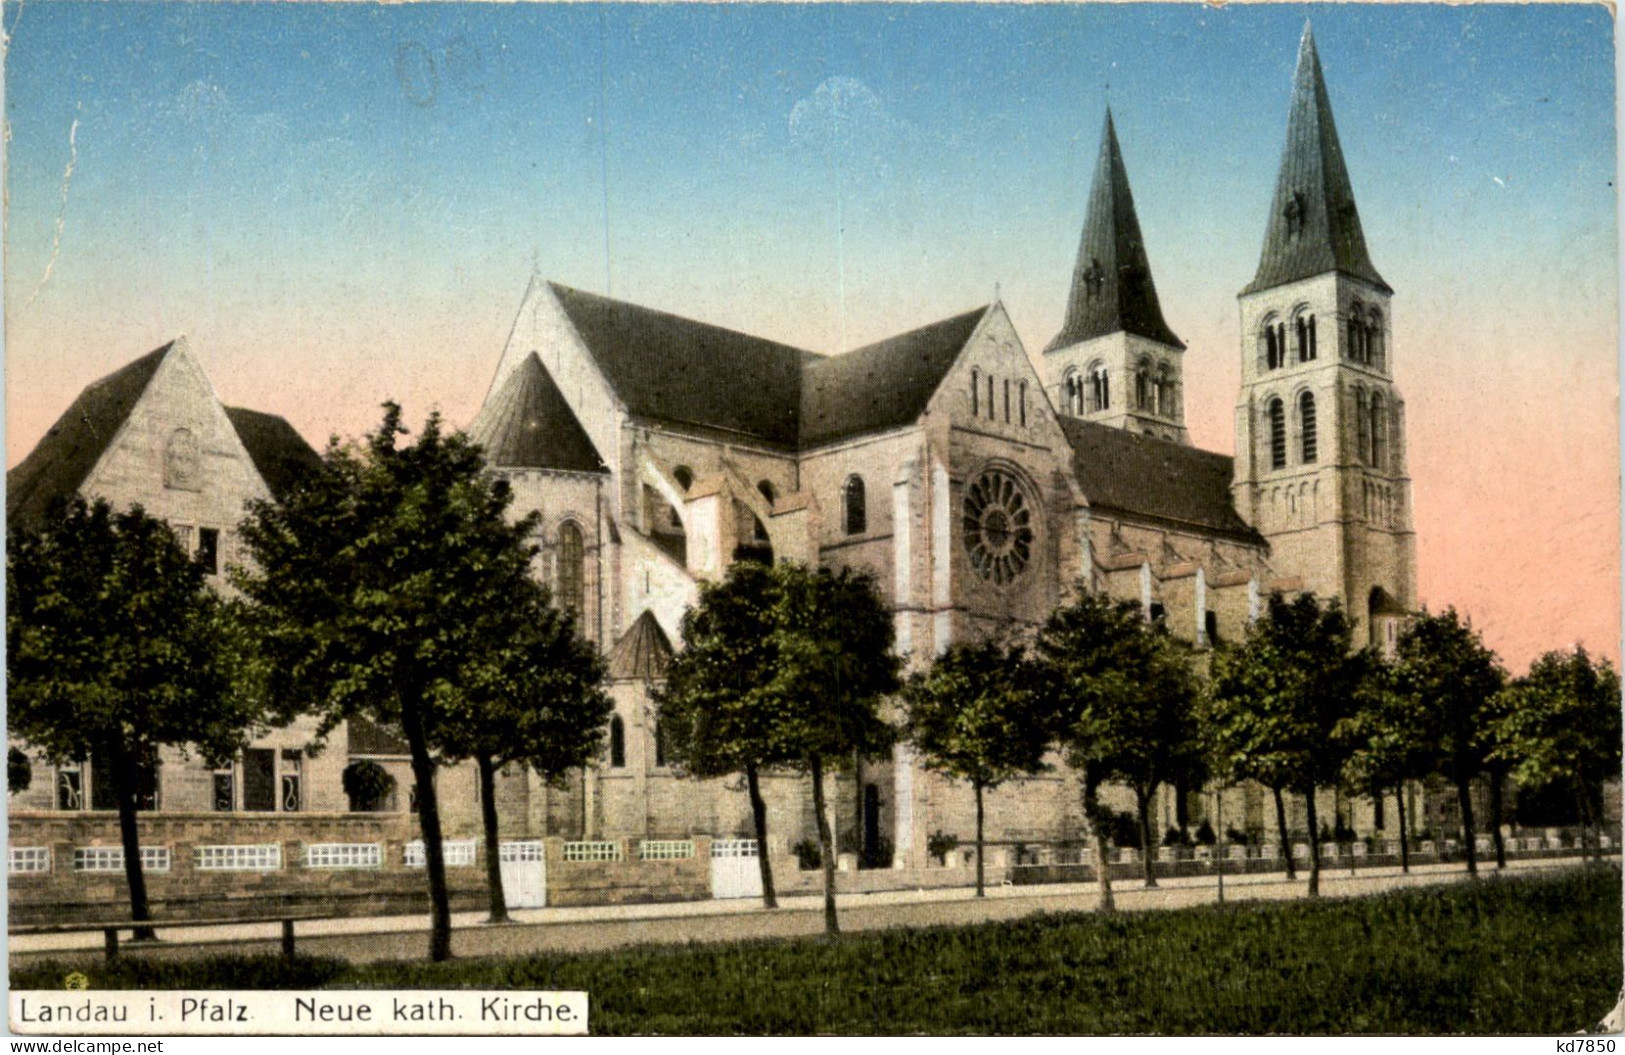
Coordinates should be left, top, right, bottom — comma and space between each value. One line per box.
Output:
1264, 323, 1280, 371
1295, 314, 1317, 362
609, 716, 625, 769
1156, 363, 1175, 418
654, 719, 668, 767
1348, 308, 1364, 363
1367, 311, 1384, 371
757, 480, 775, 505
558, 522, 585, 614
1134, 360, 1152, 411
1003, 378, 1011, 423
844, 475, 867, 535
1268, 398, 1286, 470
1089, 363, 1110, 412
1063, 369, 1083, 415
673, 466, 693, 492
1019, 380, 1028, 426
971, 369, 980, 417
1299, 391, 1317, 463
1355, 388, 1371, 464
986, 374, 996, 420
1369, 392, 1387, 470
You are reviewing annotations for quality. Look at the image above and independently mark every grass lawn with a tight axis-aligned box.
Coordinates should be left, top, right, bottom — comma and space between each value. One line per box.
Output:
13, 867, 1621, 1034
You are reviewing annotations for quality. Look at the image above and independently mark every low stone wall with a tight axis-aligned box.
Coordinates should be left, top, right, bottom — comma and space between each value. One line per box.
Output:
544, 838, 711, 907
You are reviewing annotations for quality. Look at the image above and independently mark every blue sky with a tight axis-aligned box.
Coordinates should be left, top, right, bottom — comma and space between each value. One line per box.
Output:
3, 2, 1618, 668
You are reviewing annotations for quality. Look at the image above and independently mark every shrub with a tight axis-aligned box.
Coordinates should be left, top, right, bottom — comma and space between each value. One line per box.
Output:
1104, 809, 1141, 849
1334, 819, 1358, 844
1194, 820, 1217, 846
8, 747, 31, 795
792, 837, 821, 871
1162, 826, 1191, 847
927, 830, 960, 865
1225, 826, 1250, 846
342, 759, 395, 813
861, 836, 894, 870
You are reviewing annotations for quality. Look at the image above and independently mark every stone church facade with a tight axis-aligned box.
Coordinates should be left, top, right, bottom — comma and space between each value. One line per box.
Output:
8, 28, 1420, 873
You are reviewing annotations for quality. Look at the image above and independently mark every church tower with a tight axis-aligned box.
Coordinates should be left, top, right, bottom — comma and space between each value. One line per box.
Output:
1045, 109, 1188, 444
1233, 25, 1416, 648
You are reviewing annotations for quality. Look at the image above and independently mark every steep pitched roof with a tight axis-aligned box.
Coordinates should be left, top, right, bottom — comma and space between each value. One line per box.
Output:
469, 353, 607, 474
606, 609, 673, 681
6, 343, 172, 528
550, 283, 815, 448
1047, 110, 1183, 352
1244, 25, 1390, 295
1057, 415, 1265, 546
800, 307, 990, 448
223, 407, 322, 501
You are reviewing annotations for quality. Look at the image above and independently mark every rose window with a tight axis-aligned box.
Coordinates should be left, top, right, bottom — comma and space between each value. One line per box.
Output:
962, 469, 1034, 585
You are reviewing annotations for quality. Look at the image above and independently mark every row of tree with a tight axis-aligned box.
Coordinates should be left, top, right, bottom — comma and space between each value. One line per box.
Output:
9, 405, 1620, 957
9, 407, 613, 960
660, 567, 1622, 923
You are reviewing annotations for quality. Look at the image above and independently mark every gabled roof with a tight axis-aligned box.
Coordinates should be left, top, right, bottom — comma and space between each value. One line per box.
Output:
1057, 415, 1265, 546
550, 283, 815, 448
223, 407, 322, 501
1047, 110, 1183, 352
6, 343, 172, 528
469, 353, 607, 474
346, 715, 411, 757
1243, 25, 1390, 296
800, 307, 989, 448
606, 609, 673, 681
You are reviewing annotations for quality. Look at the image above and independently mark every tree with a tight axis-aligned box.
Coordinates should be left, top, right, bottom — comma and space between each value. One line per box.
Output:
237, 404, 538, 961
1207, 593, 1364, 896
1491, 646, 1621, 865
761, 563, 900, 935
8, 498, 267, 932
1337, 656, 1432, 873
654, 561, 789, 909
1033, 591, 1199, 907
902, 640, 1049, 898
342, 759, 397, 813
1392, 609, 1506, 879
437, 573, 611, 923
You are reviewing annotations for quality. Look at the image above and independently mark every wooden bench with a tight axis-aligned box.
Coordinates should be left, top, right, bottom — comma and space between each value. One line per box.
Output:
11, 914, 335, 961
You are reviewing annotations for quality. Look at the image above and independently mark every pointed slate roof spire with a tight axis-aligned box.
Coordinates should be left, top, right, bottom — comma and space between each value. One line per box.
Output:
1047, 109, 1183, 353
1244, 24, 1390, 295
606, 610, 673, 681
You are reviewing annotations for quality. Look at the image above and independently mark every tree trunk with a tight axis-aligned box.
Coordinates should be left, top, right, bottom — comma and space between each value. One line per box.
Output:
111, 742, 154, 941
1489, 770, 1507, 870
401, 698, 453, 961
1135, 786, 1158, 889
973, 781, 987, 898
1456, 774, 1478, 878
809, 756, 839, 936
1083, 768, 1114, 913
745, 762, 778, 909
1272, 784, 1295, 880
1304, 788, 1321, 897
852, 748, 864, 864
1573, 773, 1597, 866
477, 754, 508, 924
1396, 781, 1411, 874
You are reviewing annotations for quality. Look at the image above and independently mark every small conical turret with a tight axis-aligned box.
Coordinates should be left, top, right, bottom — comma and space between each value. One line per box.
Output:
1244, 23, 1389, 295
1047, 109, 1183, 352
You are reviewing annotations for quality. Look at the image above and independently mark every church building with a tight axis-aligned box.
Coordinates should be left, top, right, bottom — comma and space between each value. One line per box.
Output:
8, 27, 1417, 875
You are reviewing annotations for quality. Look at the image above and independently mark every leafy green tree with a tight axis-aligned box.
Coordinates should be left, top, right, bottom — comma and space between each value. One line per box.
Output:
1033, 591, 1198, 905
762, 563, 900, 935
654, 562, 788, 909
237, 404, 538, 961
1207, 593, 1364, 896
902, 640, 1049, 898
1391, 609, 1506, 879
1337, 657, 1431, 873
8, 498, 268, 932
437, 573, 612, 923
1491, 646, 1621, 865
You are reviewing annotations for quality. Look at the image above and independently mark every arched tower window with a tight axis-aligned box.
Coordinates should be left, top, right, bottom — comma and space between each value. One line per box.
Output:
1019, 380, 1028, 426
1268, 398, 1287, 470
1369, 392, 1387, 470
1089, 362, 1110, 412
609, 716, 625, 769
1295, 313, 1317, 362
987, 374, 996, 420
1348, 306, 1365, 363
844, 475, 867, 535
1367, 311, 1384, 371
971, 369, 980, 417
1156, 363, 1175, 418
557, 521, 585, 615
1063, 369, 1083, 415
1299, 391, 1318, 464
1264, 322, 1281, 371
1134, 359, 1152, 411
1355, 387, 1371, 464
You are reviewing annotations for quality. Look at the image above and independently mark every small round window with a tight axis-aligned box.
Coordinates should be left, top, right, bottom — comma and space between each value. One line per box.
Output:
962, 469, 1034, 585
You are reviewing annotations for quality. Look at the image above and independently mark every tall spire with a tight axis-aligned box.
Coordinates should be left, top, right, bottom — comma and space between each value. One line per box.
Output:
1244, 23, 1389, 295
1047, 109, 1183, 352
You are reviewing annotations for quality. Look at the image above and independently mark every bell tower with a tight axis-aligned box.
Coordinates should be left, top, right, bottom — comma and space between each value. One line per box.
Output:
1232, 24, 1416, 647
1045, 109, 1189, 445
